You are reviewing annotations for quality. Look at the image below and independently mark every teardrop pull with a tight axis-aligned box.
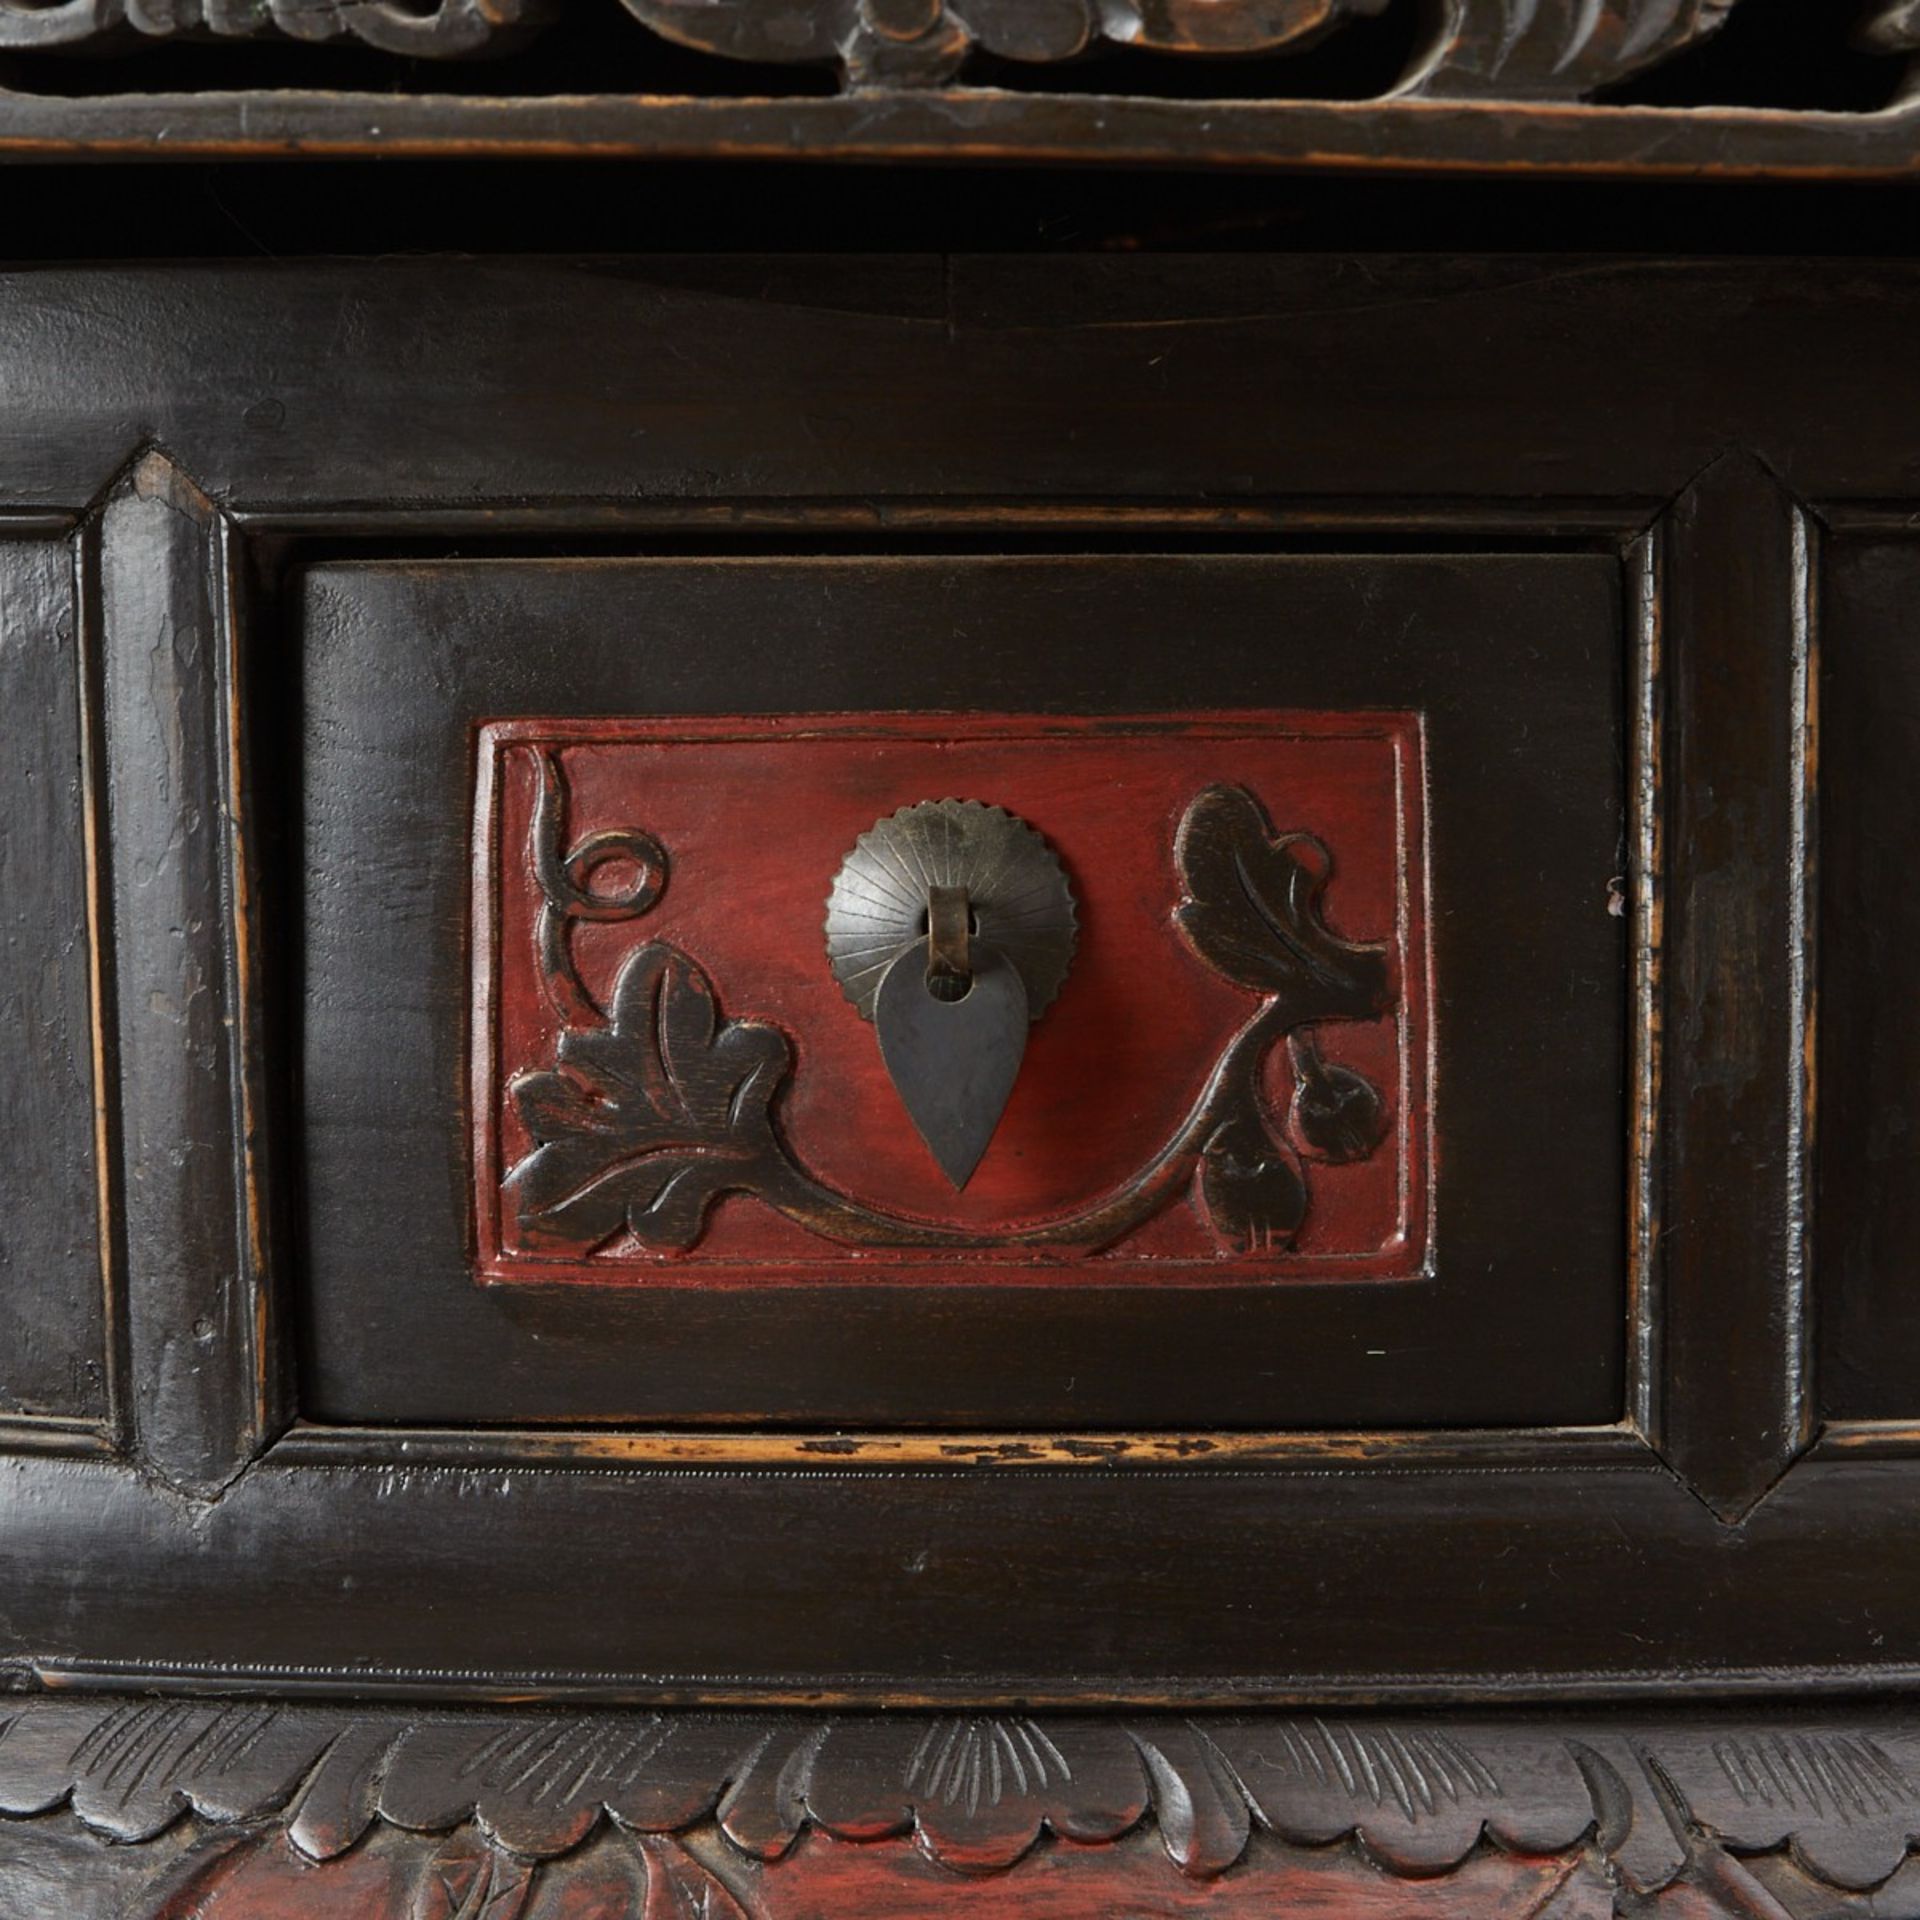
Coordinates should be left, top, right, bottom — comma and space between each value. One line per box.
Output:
873, 941, 1029, 1189
825, 798, 1075, 1188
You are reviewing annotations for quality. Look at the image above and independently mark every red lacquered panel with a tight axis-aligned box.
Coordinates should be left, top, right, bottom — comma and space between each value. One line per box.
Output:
472, 712, 1428, 1287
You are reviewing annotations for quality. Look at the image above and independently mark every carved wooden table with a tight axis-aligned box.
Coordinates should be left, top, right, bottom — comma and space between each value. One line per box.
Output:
5, 8, 1920, 1916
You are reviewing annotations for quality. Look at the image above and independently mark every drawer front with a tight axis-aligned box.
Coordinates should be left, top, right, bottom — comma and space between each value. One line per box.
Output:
294, 551, 1620, 1427
0, 253, 1900, 1702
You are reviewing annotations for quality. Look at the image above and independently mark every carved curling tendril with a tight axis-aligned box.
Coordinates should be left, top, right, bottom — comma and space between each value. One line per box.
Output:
528, 746, 668, 1028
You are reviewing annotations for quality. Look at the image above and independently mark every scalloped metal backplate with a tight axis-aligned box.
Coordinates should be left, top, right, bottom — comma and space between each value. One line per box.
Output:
823, 799, 1078, 1023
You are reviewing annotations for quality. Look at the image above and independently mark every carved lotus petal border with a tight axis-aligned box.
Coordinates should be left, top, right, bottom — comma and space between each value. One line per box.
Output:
4, 1702, 1920, 1901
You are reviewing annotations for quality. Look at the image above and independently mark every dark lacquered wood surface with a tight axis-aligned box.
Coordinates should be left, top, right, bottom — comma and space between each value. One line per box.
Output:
0, 251, 1908, 1707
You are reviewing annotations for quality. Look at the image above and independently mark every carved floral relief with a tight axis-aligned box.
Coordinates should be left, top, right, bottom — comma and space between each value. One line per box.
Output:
472, 713, 1429, 1287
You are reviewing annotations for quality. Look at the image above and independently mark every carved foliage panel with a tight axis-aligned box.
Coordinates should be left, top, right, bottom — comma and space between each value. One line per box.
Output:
475, 713, 1427, 1286
0, 0, 1782, 98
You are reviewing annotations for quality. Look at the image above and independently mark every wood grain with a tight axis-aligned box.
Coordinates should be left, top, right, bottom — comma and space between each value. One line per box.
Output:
1643, 455, 1813, 1520
92, 453, 278, 1494
4, 90, 1920, 174
0, 532, 107, 1425
299, 552, 1620, 1431
0, 250, 1898, 1706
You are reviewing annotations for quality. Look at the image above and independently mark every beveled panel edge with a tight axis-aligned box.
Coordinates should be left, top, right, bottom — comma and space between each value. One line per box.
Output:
1632, 456, 1819, 1520
0, 1415, 116, 1459
76, 452, 284, 1493
3, 93, 1920, 180
21, 1649, 1920, 1708
2, 1436, 1916, 1702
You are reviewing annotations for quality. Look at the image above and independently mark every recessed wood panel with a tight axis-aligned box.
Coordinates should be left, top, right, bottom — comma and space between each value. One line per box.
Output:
292, 549, 1626, 1429
1819, 535, 1920, 1420
0, 534, 106, 1424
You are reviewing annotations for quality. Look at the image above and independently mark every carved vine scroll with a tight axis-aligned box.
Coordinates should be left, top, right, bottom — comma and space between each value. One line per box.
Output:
502, 759, 1396, 1263
0, 0, 1757, 91
625, 0, 1739, 93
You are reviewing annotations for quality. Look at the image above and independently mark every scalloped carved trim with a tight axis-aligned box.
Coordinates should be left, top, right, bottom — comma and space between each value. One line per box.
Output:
4, 1700, 1920, 1916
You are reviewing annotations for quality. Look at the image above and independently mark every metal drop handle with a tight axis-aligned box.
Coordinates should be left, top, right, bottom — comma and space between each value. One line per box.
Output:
824, 800, 1077, 1188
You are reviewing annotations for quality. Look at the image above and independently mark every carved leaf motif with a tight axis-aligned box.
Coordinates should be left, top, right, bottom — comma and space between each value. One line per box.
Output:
144, 1826, 424, 1916
15, 1700, 1920, 1909
1208, 1720, 1538, 1876
507, 943, 791, 1253
0, 0, 107, 50
1173, 783, 1391, 1022
796, 1717, 1151, 1872
1131, 1726, 1255, 1877
951, 0, 1094, 62
616, 0, 925, 75
1620, 1727, 1920, 1892
376, 1716, 679, 1857
0, 1701, 339, 1843
1404, 0, 1738, 98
